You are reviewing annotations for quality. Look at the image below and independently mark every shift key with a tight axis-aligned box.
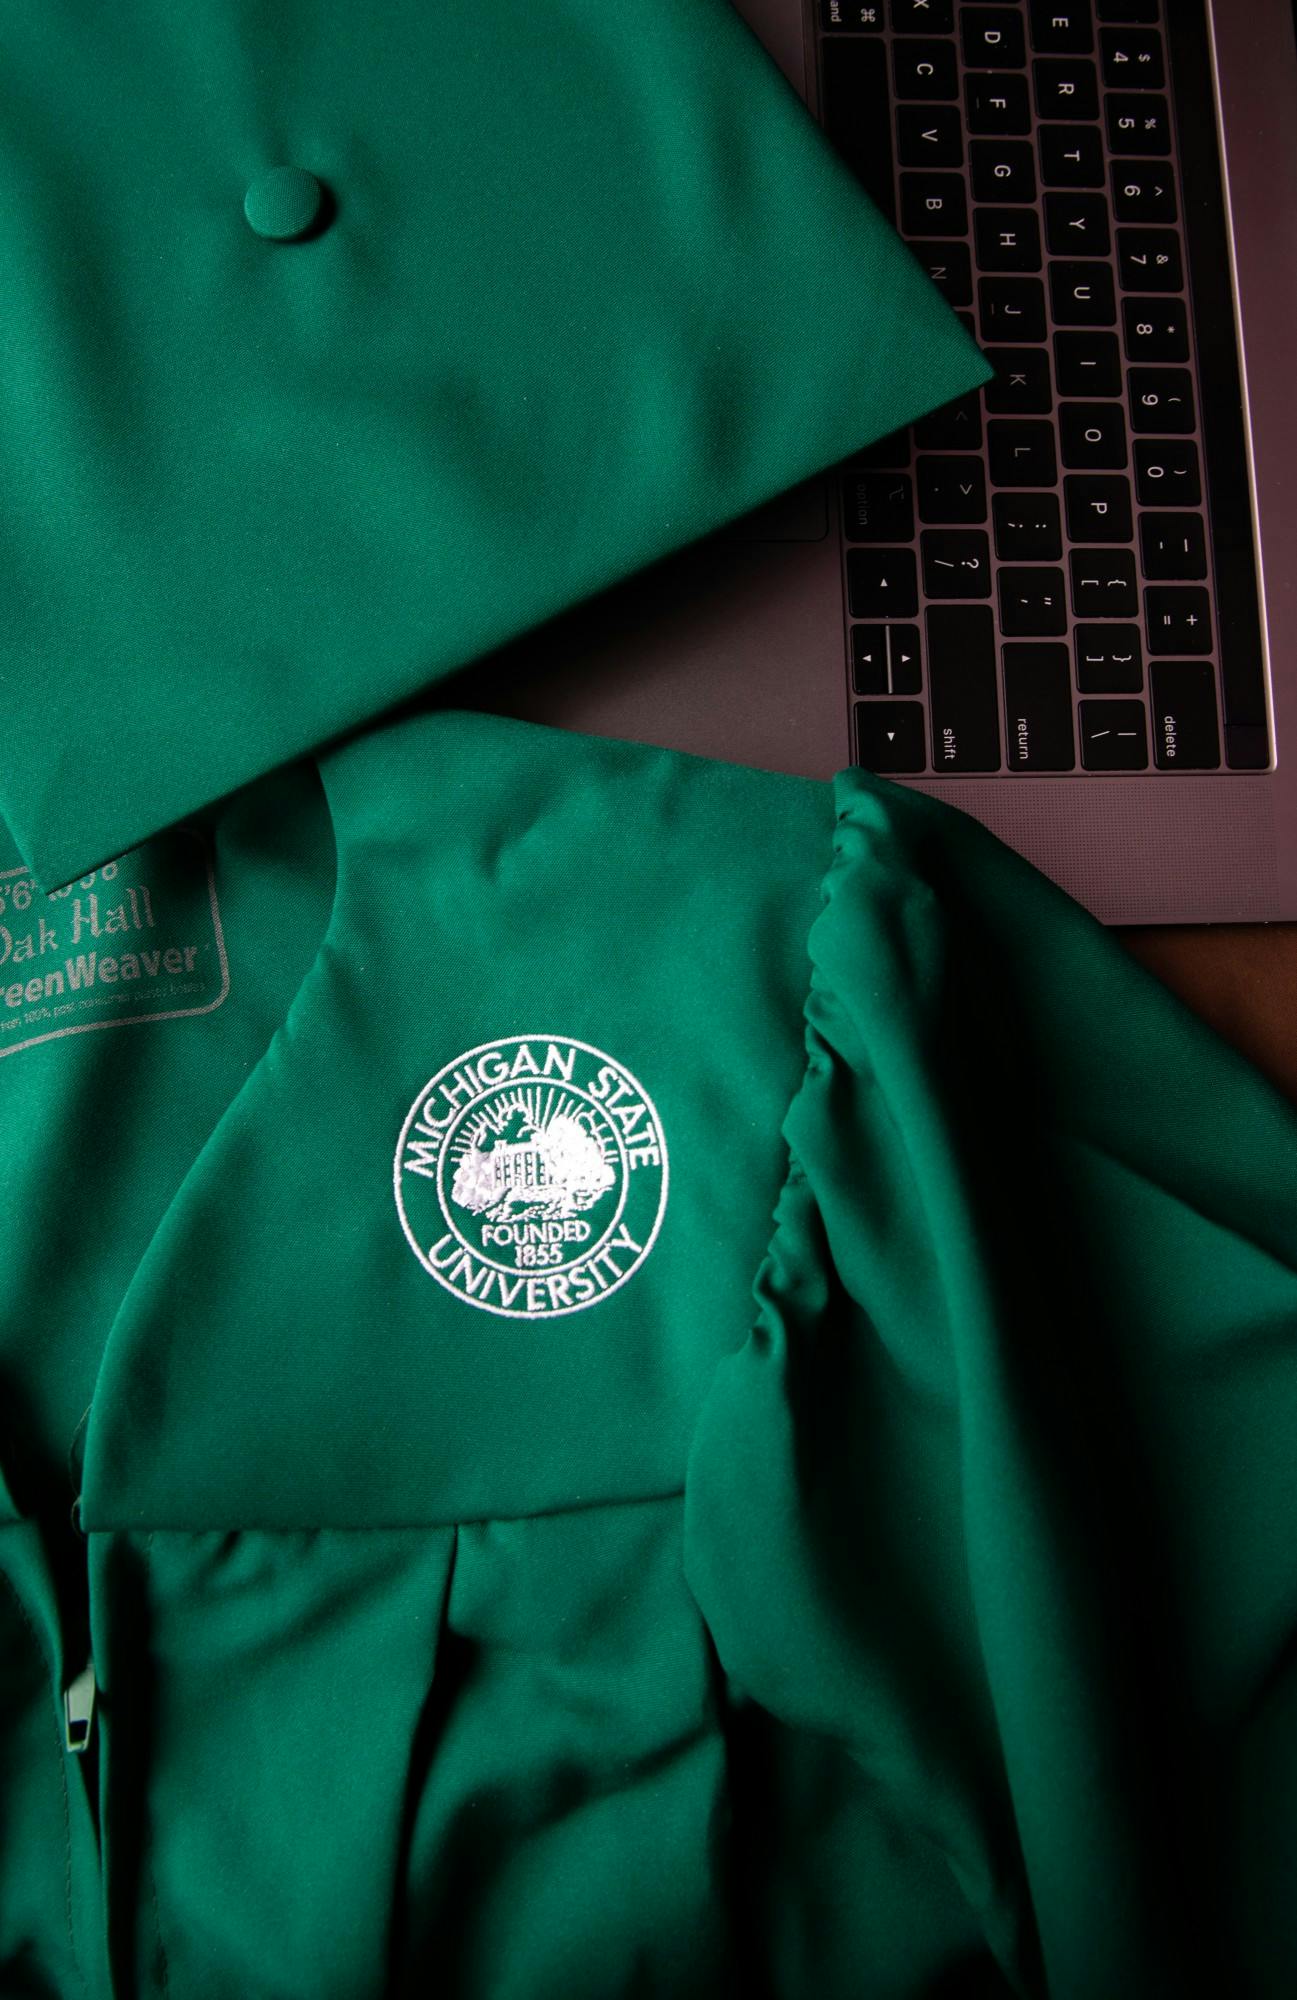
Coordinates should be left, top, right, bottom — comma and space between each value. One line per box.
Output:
926, 606, 1001, 769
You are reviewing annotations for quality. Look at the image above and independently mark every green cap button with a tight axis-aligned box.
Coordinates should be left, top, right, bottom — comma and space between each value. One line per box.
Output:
244, 166, 326, 242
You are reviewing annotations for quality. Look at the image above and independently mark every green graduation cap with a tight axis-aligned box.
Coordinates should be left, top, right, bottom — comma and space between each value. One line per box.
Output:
0, 0, 987, 888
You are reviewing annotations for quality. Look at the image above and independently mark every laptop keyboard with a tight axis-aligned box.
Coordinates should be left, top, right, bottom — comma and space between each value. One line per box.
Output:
819, 0, 1272, 777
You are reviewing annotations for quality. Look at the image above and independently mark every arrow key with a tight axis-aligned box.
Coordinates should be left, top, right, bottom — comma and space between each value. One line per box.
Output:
851, 626, 889, 695
887, 624, 923, 694
854, 700, 927, 774
847, 547, 919, 618
851, 625, 922, 695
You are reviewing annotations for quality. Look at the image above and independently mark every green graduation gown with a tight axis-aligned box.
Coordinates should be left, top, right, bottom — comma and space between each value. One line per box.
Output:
2, 3, 1296, 1995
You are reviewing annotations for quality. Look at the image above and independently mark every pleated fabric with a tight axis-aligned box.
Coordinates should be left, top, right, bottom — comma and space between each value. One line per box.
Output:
2, 713, 1296, 1996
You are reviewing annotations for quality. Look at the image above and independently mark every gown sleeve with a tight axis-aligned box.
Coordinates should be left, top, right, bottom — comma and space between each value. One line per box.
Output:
684, 769, 1297, 1999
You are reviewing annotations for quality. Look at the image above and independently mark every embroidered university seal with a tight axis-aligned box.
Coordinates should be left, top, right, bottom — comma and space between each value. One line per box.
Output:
394, 1035, 668, 1319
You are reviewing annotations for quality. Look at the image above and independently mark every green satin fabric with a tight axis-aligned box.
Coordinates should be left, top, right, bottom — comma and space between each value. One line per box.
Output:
3, 709, 1296, 1995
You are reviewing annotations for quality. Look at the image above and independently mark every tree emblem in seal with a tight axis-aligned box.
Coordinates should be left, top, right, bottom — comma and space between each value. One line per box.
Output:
394, 1035, 668, 1319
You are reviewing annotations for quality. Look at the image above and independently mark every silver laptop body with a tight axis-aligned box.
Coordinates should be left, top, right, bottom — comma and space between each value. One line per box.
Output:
488, 0, 1297, 926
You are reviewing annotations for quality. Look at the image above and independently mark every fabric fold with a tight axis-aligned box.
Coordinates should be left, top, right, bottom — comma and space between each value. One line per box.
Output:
7, 708, 1297, 1992
0, 0, 989, 889
77, 712, 834, 1530
684, 771, 1297, 1997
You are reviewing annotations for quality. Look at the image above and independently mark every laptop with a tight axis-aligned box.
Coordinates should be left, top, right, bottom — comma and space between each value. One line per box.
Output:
484, 0, 1297, 926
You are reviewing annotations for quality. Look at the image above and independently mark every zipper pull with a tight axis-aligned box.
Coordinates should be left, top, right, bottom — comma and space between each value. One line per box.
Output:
64, 1656, 97, 1754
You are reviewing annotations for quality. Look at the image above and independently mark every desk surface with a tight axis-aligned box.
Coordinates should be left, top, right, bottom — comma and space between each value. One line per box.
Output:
1120, 925, 1297, 1106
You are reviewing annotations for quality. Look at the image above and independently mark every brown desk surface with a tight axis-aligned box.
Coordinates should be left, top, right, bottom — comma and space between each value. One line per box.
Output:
1120, 925, 1297, 1106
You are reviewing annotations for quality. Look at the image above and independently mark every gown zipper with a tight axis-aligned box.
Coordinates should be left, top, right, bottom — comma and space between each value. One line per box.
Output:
64, 1651, 98, 1753
64, 1492, 99, 1759
64, 1490, 99, 1754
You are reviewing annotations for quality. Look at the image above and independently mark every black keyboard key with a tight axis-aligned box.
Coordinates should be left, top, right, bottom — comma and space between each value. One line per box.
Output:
820, 38, 895, 219
892, 624, 920, 696
993, 491, 1062, 561
1116, 228, 1183, 293
912, 241, 973, 306
999, 567, 1069, 636
1054, 330, 1121, 397
1133, 437, 1201, 506
1112, 164, 1177, 224
1071, 547, 1138, 617
847, 547, 919, 617
1226, 725, 1271, 771
914, 390, 985, 450
1050, 261, 1116, 326
918, 455, 988, 522
1080, 699, 1149, 769
966, 74, 1031, 135
822, 1, 885, 25
1139, 511, 1207, 580
922, 529, 992, 597
970, 140, 1037, 205
1064, 473, 1133, 541
975, 208, 1043, 273
989, 418, 1057, 486
962, 9, 1026, 67
901, 173, 968, 236
1060, 401, 1128, 468
897, 104, 964, 167
855, 700, 927, 773
1074, 623, 1143, 690
984, 346, 1053, 414
895, 39, 959, 98
1122, 297, 1189, 363
1145, 585, 1212, 653
927, 605, 1002, 769
1097, 0, 1158, 18
1129, 366, 1195, 433
1100, 26, 1165, 90
886, 625, 923, 694
852, 626, 888, 694
1150, 660, 1221, 769
1033, 58, 1099, 121
1044, 192, 1111, 258
1004, 644, 1077, 768
1029, 0, 1094, 54
1039, 125, 1105, 188
1221, 723, 1270, 769
852, 623, 924, 694
979, 277, 1047, 341
891, 0, 954, 29
1106, 92, 1172, 155
842, 472, 915, 542
852, 427, 913, 470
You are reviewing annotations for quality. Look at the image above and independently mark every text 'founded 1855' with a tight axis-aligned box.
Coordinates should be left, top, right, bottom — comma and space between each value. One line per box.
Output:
394, 1035, 668, 1320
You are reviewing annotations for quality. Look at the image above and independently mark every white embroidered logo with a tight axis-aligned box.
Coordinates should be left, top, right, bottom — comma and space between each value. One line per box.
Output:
394, 1035, 668, 1319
